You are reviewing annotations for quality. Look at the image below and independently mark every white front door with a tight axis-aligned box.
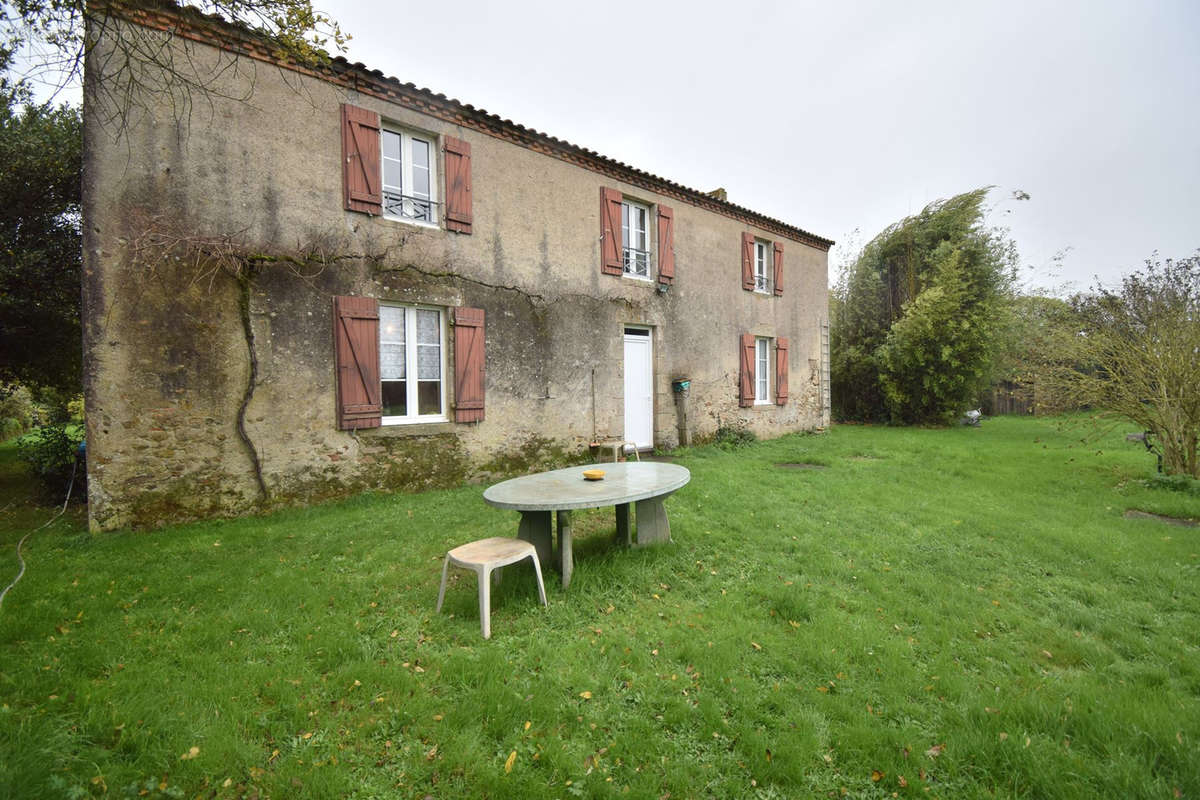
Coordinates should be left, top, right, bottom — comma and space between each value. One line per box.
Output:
623, 327, 653, 451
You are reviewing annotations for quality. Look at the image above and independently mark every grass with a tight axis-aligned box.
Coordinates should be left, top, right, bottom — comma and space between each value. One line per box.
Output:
1, 415, 1198, 799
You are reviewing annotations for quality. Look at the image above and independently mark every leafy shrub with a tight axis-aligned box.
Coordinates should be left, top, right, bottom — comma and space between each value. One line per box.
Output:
17, 423, 85, 501
66, 394, 85, 422
713, 425, 757, 450
1146, 473, 1200, 495
0, 383, 35, 440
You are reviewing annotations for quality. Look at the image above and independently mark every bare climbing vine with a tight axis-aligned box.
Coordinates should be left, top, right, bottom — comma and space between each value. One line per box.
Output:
125, 215, 357, 503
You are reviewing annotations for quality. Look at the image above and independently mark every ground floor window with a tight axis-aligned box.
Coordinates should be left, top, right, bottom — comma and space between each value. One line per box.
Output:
755, 337, 771, 404
379, 303, 445, 423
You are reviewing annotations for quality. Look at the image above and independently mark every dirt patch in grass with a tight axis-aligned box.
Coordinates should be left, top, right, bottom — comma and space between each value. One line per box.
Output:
1124, 509, 1198, 527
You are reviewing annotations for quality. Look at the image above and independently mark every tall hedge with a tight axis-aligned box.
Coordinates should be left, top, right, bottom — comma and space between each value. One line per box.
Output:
831, 189, 1017, 424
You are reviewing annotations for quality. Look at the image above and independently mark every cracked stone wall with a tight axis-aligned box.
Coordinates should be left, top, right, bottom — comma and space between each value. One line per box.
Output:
82, 15, 830, 531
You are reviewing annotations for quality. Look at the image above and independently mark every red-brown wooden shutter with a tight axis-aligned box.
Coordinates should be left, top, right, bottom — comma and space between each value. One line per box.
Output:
657, 204, 675, 284
341, 104, 382, 215
773, 242, 784, 296
739, 333, 755, 407
775, 337, 789, 405
334, 296, 381, 429
453, 307, 486, 423
601, 187, 624, 275
741, 232, 755, 290
444, 136, 473, 234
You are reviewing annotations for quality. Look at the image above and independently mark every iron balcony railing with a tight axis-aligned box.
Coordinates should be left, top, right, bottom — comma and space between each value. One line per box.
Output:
623, 247, 650, 277
383, 191, 439, 223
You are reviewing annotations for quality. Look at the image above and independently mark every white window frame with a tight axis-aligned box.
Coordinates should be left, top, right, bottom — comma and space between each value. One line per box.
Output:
621, 199, 652, 280
754, 240, 771, 294
379, 303, 447, 425
381, 125, 439, 228
755, 337, 771, 404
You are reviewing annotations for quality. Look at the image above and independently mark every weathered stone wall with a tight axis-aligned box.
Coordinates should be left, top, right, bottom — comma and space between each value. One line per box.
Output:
82, 10, 830, 531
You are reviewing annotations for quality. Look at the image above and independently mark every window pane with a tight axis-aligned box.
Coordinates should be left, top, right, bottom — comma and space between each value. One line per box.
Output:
411, 138, 430, 198
417, 381, 440, 415
417, 345, 440, 380
411, 137, 429, 169
382, 130, 401, 162
632, 206, 646, 249
380, 342, 406, 380
380, 306, 405, 341
621, 203, 630, 245
383, 158, 402, 192
382, 380, 407, 417
416, 310, 439, 344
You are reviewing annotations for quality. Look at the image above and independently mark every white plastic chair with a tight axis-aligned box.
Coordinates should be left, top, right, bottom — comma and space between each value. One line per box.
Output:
435, 537, 547, 639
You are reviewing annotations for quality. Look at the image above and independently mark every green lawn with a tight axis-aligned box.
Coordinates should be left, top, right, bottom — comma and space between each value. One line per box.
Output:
1, 416, 1198, 799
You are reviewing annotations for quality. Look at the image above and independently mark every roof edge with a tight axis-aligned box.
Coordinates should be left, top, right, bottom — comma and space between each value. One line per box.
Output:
91, 0, 835, 250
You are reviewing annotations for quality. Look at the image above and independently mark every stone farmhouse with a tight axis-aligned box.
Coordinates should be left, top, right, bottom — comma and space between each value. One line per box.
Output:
82, 0, 834, 531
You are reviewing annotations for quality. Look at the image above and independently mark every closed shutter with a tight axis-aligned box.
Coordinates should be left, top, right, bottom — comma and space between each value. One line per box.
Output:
773, 242, 784, 296
775, 337, 789, 404
741, 232, 755, 290
444, 136, 473, 234
657, 204, 675, 284
601, 187, 624, 275
334, 295, 382, 429
341, 104, 382, 215
453, 307, 486, 423
739, 332, 755, 407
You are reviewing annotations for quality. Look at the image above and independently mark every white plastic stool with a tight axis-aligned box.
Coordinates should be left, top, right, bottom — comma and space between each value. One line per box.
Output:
435, 537, 547, 639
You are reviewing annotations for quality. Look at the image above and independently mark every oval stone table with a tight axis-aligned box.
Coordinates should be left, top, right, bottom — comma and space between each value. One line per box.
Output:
483, 462, 691, 589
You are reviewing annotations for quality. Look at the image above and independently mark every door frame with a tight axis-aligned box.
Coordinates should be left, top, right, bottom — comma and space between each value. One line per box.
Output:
623, 325, 654, 452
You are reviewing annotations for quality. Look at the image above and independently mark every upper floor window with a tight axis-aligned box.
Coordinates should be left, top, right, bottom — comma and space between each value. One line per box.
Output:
755, 337, 771, 403
380, 303, 446, 424
622, 200, 651, 278
754, 240, 771, 293
382, 127, 438, 226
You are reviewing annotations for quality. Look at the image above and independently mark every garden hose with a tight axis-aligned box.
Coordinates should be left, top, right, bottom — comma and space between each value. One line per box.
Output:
0, 444, 82, 612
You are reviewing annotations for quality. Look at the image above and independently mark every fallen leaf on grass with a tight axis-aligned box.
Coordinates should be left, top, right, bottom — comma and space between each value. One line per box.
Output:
999, 732, 1008, 741
524, 721, 531, 731
898, 775, 908, 788
750, 642, 762, 651
579, 691, 593, 700
925, 743, 944, 759
180, 746, 200, 760
871, 770, 884, 782
1041, 650, 1053, 659
425, 744, 438, 761
504, 750, 516, 774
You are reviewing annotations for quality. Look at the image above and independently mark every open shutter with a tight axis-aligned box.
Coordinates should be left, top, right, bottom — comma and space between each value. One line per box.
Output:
334, 296, 381, 429
741, 232, 755, 290
341, 104, 382, 215
775, 337, 789, 404
600, 187, 624, 275
444, 136, 473, 234
739, 333, 755, 407
453, 307, 486, 423
773, 242, 784, 296
657, 204, 675, 284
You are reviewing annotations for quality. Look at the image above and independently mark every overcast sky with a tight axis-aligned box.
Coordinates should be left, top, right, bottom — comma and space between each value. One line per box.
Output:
313, 0, 1197, 294
23, 1, 1198, 293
